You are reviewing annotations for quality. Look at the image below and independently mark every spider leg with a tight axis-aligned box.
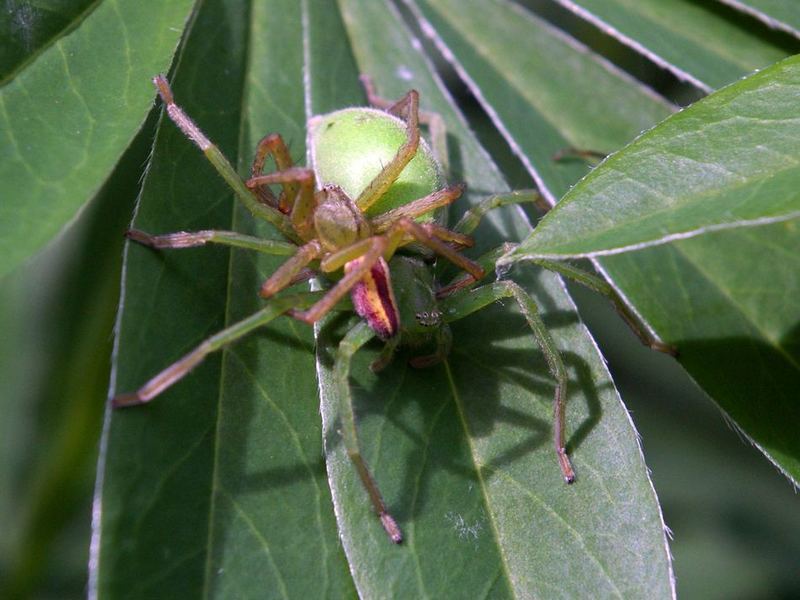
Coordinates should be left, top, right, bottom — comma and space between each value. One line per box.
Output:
112, 292, 323, 408
355, 89, 421, 212
290, 237, 389, 325
360, 75, 448, 173
250, 133, 296, 210
247, 167, 318, 240
437, 244, 516, 297
440, 281, 575, 483
408, 324, 453, 369
126, 229, 296, 255
370, 184, 465, 232
335, 320, 403, 543
529, 259, 677, 355
452, 190, 550, 235
369, 335, 400, 373
259, 241, 323, 298
388, 217, 484, 283
152, 76, 296, 241
552, 147, 607, 164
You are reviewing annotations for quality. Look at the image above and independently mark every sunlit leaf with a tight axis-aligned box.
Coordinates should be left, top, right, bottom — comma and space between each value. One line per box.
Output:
504, 56, 800, 260
411, 0, 800, 483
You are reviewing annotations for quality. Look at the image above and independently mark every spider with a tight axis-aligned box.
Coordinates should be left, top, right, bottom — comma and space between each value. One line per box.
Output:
113, 75, 673, 544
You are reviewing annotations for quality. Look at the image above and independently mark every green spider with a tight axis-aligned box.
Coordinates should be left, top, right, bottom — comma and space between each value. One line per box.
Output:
114, 75, 672, 544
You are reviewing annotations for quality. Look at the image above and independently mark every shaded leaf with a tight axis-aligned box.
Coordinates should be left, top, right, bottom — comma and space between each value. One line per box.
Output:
0, 0, 99, 81
504, 56, 800, 260
550, 0, 796, 91
717, 0, 800, 39
599, 222, 800, 481
0, 110, 148, 599
0, 0, 195, 279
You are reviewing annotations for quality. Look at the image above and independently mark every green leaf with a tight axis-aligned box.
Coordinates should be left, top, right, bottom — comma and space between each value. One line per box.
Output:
0, 0, 195, 279
94, 1, 353, 597
504, 56, 800, 260
0, 0, 98, 81
410, 0, 800, 481
312, 0, 673, 596
717, 0, 800, 39
408, 0, 674, 204
551, 0, 796, 90
599, 222, 800, 481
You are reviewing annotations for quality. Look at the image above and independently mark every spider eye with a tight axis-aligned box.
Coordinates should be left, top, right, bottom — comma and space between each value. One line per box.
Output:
415, 311, 441, 327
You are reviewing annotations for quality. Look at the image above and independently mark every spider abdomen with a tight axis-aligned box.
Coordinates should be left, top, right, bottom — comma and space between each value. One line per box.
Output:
346, 255, 400, 340
309, 107, 441, 218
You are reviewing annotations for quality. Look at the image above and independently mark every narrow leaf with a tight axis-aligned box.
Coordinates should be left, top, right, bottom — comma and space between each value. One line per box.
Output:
412, 0, 800, 481
551, 0, 796, 91
717, 0, 800, 39
600, 222, 800, 481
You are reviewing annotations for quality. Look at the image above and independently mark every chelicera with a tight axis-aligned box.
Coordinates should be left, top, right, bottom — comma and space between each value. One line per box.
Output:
114, 75, 673, 544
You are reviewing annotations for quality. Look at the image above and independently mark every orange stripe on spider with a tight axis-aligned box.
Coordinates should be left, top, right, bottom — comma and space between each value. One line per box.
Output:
346, 256, 399, 340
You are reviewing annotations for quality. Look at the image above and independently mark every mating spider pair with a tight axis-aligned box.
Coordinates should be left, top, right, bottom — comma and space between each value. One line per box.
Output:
114, 75, 672, 544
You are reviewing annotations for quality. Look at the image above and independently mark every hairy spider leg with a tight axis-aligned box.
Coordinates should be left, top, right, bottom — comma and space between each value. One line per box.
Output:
249, 132, 297, 210
552, 147, 608, 164
112, 292, 325, 408
246, 167, 318, 241
360, 74, 448, 174
526, 259, 677, 355
259, 240, 323, 298
285, 212, 486, 332
439, 281, 576, 483
434, 189, 676, 353
152, 75, 299, 243
369, 183, 465, 232
355, 89, 421, 212
333, 321, 403, 543
124, 229, 297, 255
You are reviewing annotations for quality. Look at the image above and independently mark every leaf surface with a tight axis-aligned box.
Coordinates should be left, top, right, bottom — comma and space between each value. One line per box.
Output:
505, 56, 800, 259
717, 0, 800, 39
551, 0, 796, 91
0, 0, 195, 279
310, 0, 674, 597
94, 1, 353, 597
411, 0, 800, 482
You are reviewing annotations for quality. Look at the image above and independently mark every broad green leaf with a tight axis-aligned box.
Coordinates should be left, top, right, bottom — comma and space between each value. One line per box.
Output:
504, 56, 800, 260
0, 0, 98, 81
0, 0, 195, 279
94, 0, 353, 597
718, 0, 800, 39
550, 0, 795, 91
412, 0, 800, 480
311, 0, 673, 597
602, 221, 800, 480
